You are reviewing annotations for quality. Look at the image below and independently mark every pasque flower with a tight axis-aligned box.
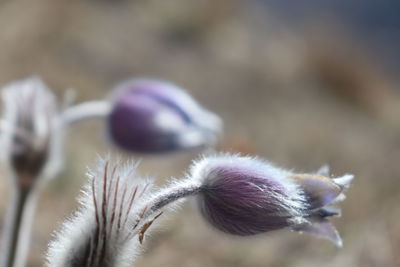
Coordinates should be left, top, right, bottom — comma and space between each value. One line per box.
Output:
190, 154, 353, 247
47, 154, 353, 267
60, 78, 222, 154
47, 156, 206, 267
107, 79, 222, 153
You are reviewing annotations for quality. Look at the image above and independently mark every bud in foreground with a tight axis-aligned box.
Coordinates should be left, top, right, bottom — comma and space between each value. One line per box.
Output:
107, 79, 222, 153
47, 154, 352, 267
190, 155, 353, 247
47, 158, 159, 267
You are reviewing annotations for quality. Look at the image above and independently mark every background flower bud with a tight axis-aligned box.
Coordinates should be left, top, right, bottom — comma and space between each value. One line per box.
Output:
0, 77, 64, 267
107, 79, 222, 153
190, 155, 353, 246
1, 77, 62, 188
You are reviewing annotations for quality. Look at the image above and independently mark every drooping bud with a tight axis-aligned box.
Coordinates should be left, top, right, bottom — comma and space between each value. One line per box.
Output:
107, 79, 222, 153
0, 77, 62, 189
189, 154, 353, 247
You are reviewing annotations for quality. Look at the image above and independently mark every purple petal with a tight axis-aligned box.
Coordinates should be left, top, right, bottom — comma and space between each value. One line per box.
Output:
295, 218, 343, 247
290, 174, 342, 210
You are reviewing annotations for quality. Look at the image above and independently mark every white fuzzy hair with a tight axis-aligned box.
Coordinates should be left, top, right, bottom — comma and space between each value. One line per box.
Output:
188, 153, 309, 224
0, 76, 63, 182
46, 157, 156, 267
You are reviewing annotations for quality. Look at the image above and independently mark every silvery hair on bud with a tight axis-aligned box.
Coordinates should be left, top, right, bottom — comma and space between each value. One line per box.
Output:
1, 76, 63, 183
188, 153, 353, 247
46, 157, 156, 267
189, 154, 309, 231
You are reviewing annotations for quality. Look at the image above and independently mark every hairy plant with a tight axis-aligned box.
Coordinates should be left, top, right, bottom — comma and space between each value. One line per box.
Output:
47, 158, 157, 267
0, 76, 221, 267
0, 76, 354, 267
47, 154, 353, 266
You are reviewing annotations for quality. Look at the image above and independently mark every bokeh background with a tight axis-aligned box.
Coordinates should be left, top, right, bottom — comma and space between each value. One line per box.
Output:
0, 0, 400, 266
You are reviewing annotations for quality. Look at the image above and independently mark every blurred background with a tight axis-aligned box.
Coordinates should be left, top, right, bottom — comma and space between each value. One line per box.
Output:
0, 0, 400, 266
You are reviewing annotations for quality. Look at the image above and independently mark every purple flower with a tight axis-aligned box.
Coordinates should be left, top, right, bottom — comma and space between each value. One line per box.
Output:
190, 155, 353, 247
107, 79, 222, 153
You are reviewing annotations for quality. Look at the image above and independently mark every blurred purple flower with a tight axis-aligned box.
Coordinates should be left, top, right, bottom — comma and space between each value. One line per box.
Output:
190, 155, 353, 247
107, 79, 222, 153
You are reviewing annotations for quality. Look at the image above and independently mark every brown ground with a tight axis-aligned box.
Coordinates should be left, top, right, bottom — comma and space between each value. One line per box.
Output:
0, 0, 400, 266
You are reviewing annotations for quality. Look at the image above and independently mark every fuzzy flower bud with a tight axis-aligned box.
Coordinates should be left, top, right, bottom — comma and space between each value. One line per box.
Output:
190, 155, 354, 247
107, 79, 222, 153
47, 158, 160, 267
0, 77, 62, 189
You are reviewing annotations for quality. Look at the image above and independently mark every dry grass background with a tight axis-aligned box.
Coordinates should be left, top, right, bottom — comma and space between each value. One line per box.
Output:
0, 0, 400, 266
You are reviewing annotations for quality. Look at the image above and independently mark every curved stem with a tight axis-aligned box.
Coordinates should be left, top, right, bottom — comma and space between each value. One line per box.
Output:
132, 180, 202, 235
61, 100, 111, 126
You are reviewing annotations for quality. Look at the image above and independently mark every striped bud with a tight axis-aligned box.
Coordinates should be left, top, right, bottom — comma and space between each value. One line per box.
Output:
107, 79, 222, 153
190, 155, 353, 247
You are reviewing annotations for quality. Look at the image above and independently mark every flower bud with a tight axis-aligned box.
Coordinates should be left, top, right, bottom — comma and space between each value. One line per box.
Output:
107, 79, 222, 153
47, 158, 157, 267
190, 155, 353, 247
1, 77, 62, 189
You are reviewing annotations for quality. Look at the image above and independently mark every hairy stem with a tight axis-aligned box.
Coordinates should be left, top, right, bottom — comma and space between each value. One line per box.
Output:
132, 180, 202, 234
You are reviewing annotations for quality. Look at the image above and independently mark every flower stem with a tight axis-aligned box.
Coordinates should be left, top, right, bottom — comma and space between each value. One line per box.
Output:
132, 180, 202, 234
61, 100, 111, 126
1, 185, 38, 267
